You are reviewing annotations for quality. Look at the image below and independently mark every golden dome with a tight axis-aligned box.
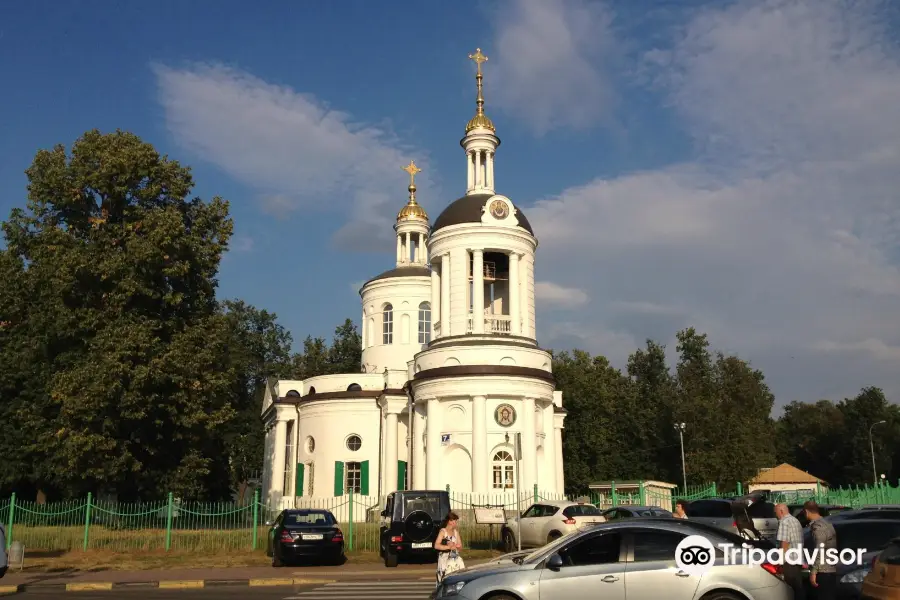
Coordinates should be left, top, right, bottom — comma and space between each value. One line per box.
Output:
466, 113, 496, 132
397, 194, 428, 222
397, 161, 428, 222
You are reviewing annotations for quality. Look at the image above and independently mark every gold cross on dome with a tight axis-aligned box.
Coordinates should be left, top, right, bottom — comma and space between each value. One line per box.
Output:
401, 160, 422, 186
469, 48, 488, 74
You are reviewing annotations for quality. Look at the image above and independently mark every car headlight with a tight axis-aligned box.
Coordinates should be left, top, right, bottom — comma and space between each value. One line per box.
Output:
840, 568, 870, 584
441, 581, 466, 596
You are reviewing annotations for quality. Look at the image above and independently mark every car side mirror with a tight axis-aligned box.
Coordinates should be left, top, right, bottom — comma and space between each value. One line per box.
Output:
547, 554, 563, 570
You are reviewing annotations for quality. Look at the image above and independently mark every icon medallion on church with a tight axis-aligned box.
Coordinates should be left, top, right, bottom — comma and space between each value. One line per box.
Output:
495, 403, 516, 427
489, 199, 509, 220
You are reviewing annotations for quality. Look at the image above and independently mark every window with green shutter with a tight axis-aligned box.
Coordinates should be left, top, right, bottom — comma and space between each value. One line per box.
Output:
296, 463, 305, 498
334, 461, 344, 496
360, 460, 370, 496
397, 460, 407, 491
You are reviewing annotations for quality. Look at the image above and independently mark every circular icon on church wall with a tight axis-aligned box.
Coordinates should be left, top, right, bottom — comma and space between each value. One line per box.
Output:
495, 404, 516, 427
489, 199, 509, 219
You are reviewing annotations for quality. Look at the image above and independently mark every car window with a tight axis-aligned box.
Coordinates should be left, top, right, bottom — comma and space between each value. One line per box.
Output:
285, 511, 335, 525
563, 504, 601, 518
632, 530, 686, 562
402, 495, 443, 518
686, 500, 731, 518
385, 494, 394, 516
835, 522, 900, 552
540, 505, 560, 517
522, 505, 540, 519
560, 532, 622, 567
617, 509, 634, 519
747, 502, 776, 519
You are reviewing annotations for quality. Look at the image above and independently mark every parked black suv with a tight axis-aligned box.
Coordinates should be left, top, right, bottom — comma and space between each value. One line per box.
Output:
379, 490, 450, 567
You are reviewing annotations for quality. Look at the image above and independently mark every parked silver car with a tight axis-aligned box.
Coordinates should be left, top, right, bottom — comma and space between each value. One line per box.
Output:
431, 519, 792, 600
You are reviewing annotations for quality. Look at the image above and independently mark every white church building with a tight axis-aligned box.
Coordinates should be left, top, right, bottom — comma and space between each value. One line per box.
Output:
260, 49, 566, 512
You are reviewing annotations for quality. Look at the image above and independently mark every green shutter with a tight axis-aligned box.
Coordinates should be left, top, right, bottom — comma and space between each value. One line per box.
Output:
397, 460, 407, 491
296, 463, 305, 498
360, 460, 370, 496
334, 461, 344, 496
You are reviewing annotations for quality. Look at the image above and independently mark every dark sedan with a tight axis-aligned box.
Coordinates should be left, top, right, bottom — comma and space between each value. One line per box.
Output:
266, 509, 345, 566
599, 505, 673, 520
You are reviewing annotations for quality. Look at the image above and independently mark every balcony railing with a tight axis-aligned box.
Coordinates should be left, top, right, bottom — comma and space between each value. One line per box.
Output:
466, 313, 512, 335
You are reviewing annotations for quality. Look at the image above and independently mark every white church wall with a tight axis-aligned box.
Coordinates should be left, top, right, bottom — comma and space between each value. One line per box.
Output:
302, 372, 383, 394
360, 277, 431, 373
413, 343, 552, 373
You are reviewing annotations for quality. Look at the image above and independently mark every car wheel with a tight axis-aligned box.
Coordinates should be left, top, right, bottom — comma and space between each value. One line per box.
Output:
384, 549, 399, 567
547, 531, 562, 544
272, 552, 283, 568
700, 592, 743, 600
503, 529, 516, 552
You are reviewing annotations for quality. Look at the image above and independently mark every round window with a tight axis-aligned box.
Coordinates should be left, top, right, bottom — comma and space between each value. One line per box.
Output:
306, 436, 315, 453
346, 435, 362, 451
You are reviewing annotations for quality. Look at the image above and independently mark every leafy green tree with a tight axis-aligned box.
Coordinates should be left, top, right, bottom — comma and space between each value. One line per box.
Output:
776, 399, 845, 485
1, 129, 234, 500
627, 340, 678, 482
290, 319, 362, 379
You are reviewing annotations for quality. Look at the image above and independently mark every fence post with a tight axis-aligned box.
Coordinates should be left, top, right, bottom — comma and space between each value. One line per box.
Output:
5, 492, 14, 551
165, 492, 174, 552
82, 492, 93, 551
533, 484, 538, 503
348, 492, 354, 551
252, 489, 260, 550
639, 481, 646, 505
611, 481, 617, 507
736, 482, 743, 496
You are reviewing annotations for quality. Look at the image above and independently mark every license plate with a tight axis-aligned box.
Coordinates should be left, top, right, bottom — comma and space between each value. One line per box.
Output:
301, 534, 323, 540
411, 542, 431, 549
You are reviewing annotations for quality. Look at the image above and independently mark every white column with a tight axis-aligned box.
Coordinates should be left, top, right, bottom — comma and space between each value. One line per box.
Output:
413, 405, 427, 488
472, 395, 487, 492
467, 151, 474, 191
431, 267, 440, 339
396, 235, 402, 264
385, 411, 399, 494
542, 403, 556, 493
404, 232, 411, 263
413, 237, 419, 263
419, 234, 426, 264
519, 255, 529, 337
486, 151, 494, 190
509, 252, 520, 335
472, 249, 484, 333
425, 398, 441, 489
440, 253, 450, 335
554, 424, 564, 493
526, 256, 535, 338
475, 151, 482, 189
449, 247, 467, 335
521, 397, 537, 494
273, 419, 287, 501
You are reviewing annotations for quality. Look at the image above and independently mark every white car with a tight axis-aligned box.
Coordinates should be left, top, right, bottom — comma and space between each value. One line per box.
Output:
501, 500, 606, 550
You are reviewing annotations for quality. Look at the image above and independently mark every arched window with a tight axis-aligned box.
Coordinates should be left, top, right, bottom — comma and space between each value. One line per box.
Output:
418, 302, 431, 344
347, 383, 362, 392
382, 303, 393, 344
492, 450, 515, 489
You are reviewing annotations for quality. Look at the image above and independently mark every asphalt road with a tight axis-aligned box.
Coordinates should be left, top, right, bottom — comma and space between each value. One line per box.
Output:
13, 579, 438, 600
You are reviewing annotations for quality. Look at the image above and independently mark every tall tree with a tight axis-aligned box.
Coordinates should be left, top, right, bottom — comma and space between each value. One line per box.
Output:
1, 129, 234, 500
290, 319, 362, 379
627, 340, 678, 483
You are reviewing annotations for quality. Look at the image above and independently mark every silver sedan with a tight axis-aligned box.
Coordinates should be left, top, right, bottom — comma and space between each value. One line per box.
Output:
431, 519, 793, 600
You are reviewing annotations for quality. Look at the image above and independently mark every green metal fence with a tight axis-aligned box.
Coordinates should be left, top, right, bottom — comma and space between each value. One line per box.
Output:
4, 480, 898, 554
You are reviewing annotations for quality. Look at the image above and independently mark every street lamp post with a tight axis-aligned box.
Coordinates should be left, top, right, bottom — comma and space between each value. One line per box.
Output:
870, 420, 886, 485
674, 423, 687, 492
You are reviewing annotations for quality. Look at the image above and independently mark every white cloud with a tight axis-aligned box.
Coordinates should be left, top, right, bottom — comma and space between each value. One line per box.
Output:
488, 0, 617, 134
230, 235, 254, 253
535, 281, 589, 308
525, 0, 900, 403
152, 63, 434, 252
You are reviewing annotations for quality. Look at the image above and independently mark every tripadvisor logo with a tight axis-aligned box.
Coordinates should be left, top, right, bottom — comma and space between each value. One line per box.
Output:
674, 535, 866, 576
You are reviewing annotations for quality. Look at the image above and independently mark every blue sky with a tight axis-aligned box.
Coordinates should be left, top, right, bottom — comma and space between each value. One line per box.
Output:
2, 0, 900, 407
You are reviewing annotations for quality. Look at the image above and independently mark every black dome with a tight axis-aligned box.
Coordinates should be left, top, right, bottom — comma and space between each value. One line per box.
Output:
362, 265, 431, 289
431, 193, 534, 235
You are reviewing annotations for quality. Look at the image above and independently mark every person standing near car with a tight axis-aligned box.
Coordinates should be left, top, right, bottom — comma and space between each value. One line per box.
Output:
434, 511, 465, 584
805, 501, 838, 600
775, 503, 805, 600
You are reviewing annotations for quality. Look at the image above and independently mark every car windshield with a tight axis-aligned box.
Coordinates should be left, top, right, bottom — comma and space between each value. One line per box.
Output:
285, 511, 335, 526
520, 528, 584, 563
563, 504, 601, 517
402, 495, 444, 518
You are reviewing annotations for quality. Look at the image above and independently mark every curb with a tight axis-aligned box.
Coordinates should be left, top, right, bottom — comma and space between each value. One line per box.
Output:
0, 578, 339, 594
